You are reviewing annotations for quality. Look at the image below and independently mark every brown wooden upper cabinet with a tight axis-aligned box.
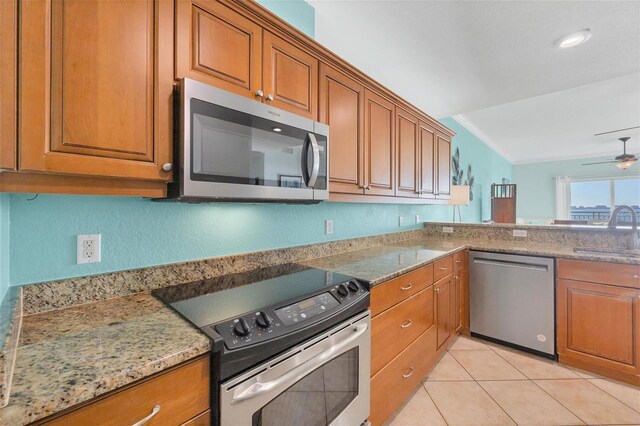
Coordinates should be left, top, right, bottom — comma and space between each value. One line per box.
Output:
319, 65, 365, 195
364, 90, 395, 196
418, 122, 436, 198
0, 0, 17, 170
395, 108, 419, 198
436, 133, 452, 198
176, 0, 318, 119
18, 0, 174, 181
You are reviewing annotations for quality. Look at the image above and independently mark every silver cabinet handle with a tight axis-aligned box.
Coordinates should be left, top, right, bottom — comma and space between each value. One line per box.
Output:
435, 288, 440, 293
633, 274, 639, 279
256, 90, 264, 98
440, 265, 448, 270
162, 163, 172, 172
266, 94, 274, 101
365, 184, 371, 190
231, 322, 368, 404
132, 405, 160, 426
400, 319, 413, 329
400, 283, 413, 291
455, 259, 462, 263
402, 367, 414, 378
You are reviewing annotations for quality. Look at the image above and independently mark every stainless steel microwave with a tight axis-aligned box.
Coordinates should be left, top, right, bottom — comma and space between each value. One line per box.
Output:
166, 78, 329, 203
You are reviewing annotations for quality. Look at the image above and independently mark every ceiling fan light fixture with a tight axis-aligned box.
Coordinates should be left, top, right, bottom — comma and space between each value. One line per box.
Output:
615, 159, 637, 169
556, 29, 592, 48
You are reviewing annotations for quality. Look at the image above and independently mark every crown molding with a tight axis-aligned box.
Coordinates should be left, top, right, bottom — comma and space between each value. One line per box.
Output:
450, 114, 514, 163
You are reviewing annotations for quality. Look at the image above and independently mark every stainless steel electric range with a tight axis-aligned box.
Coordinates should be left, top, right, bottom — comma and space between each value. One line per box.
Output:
153, 263, 371, 426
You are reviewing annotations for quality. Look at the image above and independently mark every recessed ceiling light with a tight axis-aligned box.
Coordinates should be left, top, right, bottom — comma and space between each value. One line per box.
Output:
556, 29, 592, 48
272, 127, 282, 132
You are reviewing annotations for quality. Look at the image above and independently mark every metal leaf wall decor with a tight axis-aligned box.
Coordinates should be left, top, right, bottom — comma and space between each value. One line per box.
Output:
451, 148, 475, 201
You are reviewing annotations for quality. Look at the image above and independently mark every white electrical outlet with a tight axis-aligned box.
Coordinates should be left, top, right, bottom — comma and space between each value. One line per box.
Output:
399, 216, 404, 226
415, 214, 420, 224
325, 219, 334, 235
77, 234, 101, 264
513, 229, 528, 238
442, 226, 454, 234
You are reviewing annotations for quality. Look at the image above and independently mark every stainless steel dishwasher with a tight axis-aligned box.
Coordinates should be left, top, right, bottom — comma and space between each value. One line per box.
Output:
469, 251, 555, 357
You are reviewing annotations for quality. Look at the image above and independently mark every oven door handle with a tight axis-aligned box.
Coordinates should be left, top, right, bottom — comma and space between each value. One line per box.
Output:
230, 322, 368, 405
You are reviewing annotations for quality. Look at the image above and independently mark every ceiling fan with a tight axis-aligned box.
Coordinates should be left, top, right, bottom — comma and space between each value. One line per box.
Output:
582, 137, 638, 169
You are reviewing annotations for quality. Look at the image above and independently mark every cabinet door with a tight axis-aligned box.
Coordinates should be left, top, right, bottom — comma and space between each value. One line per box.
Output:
176, 0, 262, 100
364, 90, 395, 196
319, 64, 364, 194
20, 0, 173, 181
435, 277, 453, 348
395, 108, 419, 198
263, 31, 318, 119
418, 122, 435, 198
0, 0, 17, 169
436, 134, 451, 197
557, 279, 639, 376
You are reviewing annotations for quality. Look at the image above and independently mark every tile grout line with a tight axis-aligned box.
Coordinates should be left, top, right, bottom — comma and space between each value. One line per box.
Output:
528, 378, 591, 425
490, 343, 639, 421
479, 339, 592, 425
420, 381, 450, 426
444, 343, 521, 426
586, 378, 640, 415
462, 338, 589, 426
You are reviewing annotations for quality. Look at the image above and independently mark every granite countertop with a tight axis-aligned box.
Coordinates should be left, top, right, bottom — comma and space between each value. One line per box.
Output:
0, 293, 211, 426
302, 237, 640, 286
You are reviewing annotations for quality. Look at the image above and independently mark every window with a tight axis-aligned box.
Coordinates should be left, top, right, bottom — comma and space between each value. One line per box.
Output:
568, 176, 640, 224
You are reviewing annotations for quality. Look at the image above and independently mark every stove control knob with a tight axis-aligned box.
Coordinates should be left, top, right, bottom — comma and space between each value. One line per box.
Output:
233, 318, 251, 337
256, 311, 273, 328
337, 284, 349, 297
348, 280, 360, 293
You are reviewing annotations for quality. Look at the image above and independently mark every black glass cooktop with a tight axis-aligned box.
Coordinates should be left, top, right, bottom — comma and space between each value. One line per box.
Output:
153, 263, 357, 328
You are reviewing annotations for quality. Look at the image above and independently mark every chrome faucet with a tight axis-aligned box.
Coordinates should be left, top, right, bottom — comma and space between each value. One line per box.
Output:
608, 205, 639, 250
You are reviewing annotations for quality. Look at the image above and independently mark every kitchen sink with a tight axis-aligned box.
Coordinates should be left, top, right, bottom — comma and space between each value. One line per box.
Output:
573, 247, 640, 258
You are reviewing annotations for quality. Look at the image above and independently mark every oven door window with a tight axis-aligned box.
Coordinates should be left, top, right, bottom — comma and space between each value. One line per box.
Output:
252, 348, 359, 426
190, 98, 327, 190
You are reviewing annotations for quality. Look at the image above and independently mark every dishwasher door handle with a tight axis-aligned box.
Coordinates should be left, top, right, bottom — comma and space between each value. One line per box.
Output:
473, 258, 549, 272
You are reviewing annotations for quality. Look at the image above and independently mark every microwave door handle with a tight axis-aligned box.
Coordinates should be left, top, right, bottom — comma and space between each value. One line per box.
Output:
305, 133, 320, 188
230, 322, 368, 405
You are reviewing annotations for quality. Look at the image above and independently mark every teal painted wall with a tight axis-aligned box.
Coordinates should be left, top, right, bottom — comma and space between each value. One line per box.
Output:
426, 117, 513, 223
11, 196, 441, 285
256, 0, 315, 37
0, 194, 9, 304
514, 155, 640, 223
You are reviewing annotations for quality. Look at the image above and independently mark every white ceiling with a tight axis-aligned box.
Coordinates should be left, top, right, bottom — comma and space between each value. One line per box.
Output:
308, 0, 640, 163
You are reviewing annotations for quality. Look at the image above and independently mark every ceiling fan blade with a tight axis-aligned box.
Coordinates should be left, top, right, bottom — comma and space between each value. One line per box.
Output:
581, 161, 619, 165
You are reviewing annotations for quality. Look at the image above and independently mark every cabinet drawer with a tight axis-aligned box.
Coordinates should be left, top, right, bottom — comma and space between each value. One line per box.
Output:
371, 264, 433, 316
434, 255, 453, 281
453, 250, 467, 271
558, 259, 640, 289
370, 326, 437, 426
371, 287, 434, 376
45, 356, 210, 426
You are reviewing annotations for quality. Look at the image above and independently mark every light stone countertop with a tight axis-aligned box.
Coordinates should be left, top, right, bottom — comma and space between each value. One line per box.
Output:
0, 293, 211, 426
302, 237, 639, 286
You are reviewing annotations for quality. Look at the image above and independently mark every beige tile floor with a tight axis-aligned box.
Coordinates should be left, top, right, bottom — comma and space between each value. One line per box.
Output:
388, 335, 640, 426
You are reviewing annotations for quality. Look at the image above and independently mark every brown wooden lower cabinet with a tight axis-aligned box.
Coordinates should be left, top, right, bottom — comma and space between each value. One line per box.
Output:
369, 254, 466, 425
371, 287, 434, 376
370, 326, 437, 426
435, 275, 454, 349
42, 355, 210, 426
557, 278, 639, 385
